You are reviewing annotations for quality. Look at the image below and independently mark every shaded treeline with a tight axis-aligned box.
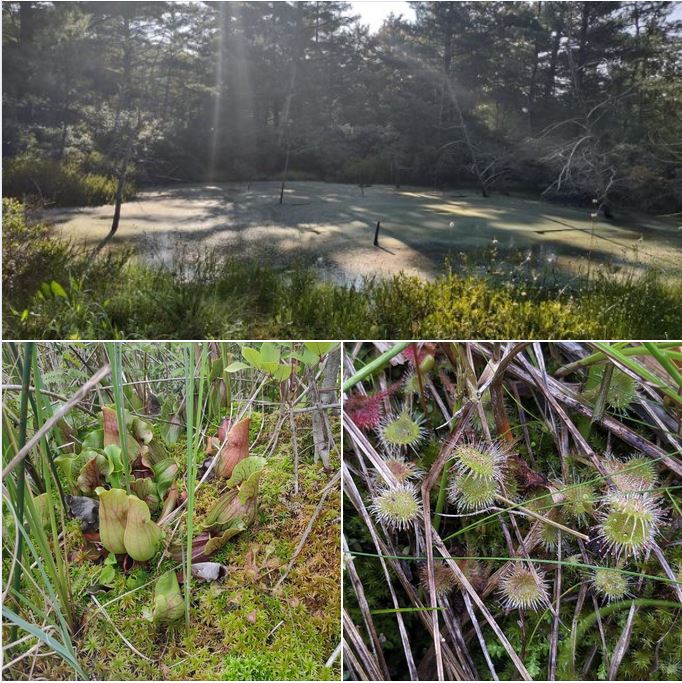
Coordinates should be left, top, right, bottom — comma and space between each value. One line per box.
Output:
2, 1, 681, 210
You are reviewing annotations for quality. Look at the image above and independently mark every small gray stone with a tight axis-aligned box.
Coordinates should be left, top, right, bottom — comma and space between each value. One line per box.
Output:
65, 495, 99, 532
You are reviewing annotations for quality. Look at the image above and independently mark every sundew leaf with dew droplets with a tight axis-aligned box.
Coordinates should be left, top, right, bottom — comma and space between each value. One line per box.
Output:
384, 456, 423, 483
453, 443, 500, 480
499, 565, 549, 611
562, 481, 596, 522
592, 567, 630, 601
371, 483, 421, 531
380, 411, 424, 451
598, 492, 662, 558
449, 472, 498, 510
604, 455, 658, 493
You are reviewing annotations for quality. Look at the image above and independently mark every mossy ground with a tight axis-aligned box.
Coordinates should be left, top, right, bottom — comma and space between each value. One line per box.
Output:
6, 413, 341, 681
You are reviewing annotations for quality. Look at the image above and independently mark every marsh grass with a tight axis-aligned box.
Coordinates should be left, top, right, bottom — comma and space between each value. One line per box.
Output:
2, 346, 83, 678
184, 343, 209, 627
3, 157, 133, 208
9, 342, 34, 639
106, 344, 131, 494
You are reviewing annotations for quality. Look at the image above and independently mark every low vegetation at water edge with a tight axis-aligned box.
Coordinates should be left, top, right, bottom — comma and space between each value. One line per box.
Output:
3, 200, 681, 339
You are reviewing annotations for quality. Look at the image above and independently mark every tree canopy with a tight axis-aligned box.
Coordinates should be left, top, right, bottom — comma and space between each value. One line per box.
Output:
3, 1, 681, 211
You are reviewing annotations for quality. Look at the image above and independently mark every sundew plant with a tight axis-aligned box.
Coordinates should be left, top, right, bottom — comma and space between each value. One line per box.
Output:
343, 341, 682, 681
2, 342, 341, 681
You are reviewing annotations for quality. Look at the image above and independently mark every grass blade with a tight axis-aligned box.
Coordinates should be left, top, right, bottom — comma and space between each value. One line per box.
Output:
9, 342, 34, 642
106, 343, 131, 493
343, 342, 411, 392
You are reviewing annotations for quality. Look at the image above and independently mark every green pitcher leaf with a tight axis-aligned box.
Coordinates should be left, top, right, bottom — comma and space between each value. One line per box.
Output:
132, 417, 154, 444
203, 523, 247, 556
238, 470, 263, 504
54, 454, 80, 490
124, 495, 162, 562
226, 456, 266, 488
152, 570, 184, 625
152, 459, 179, 499
77, 452, 111, 494
141, 439, 168, 468
102, 405, 139, 456
96, 488, 129, 555
202, 483, 259, 532
81, 429, 103, 450
131, 478, 161, 512
103, 444, 124, 489
102, 405, 121, 447
201, 489, 239, 530
159, 398, 182, 447
216, 416, 251, 479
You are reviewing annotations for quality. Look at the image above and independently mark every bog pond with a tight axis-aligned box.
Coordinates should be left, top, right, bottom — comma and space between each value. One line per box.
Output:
44, 181, 682, 283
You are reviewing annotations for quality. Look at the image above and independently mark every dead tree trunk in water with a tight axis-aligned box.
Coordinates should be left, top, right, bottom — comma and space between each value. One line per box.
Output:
93, 116, 140, 255
94, 5, 143, 256
445, 77, 489, 198
279, 144, 290, 205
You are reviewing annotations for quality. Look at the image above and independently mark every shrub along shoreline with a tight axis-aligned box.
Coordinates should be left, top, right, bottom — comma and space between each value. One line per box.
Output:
3, 156, 134, 207
3, 198, 681, 339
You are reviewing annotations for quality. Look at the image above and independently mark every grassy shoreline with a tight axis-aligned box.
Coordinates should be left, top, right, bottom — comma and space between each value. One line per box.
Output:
4, 199, 682, 339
